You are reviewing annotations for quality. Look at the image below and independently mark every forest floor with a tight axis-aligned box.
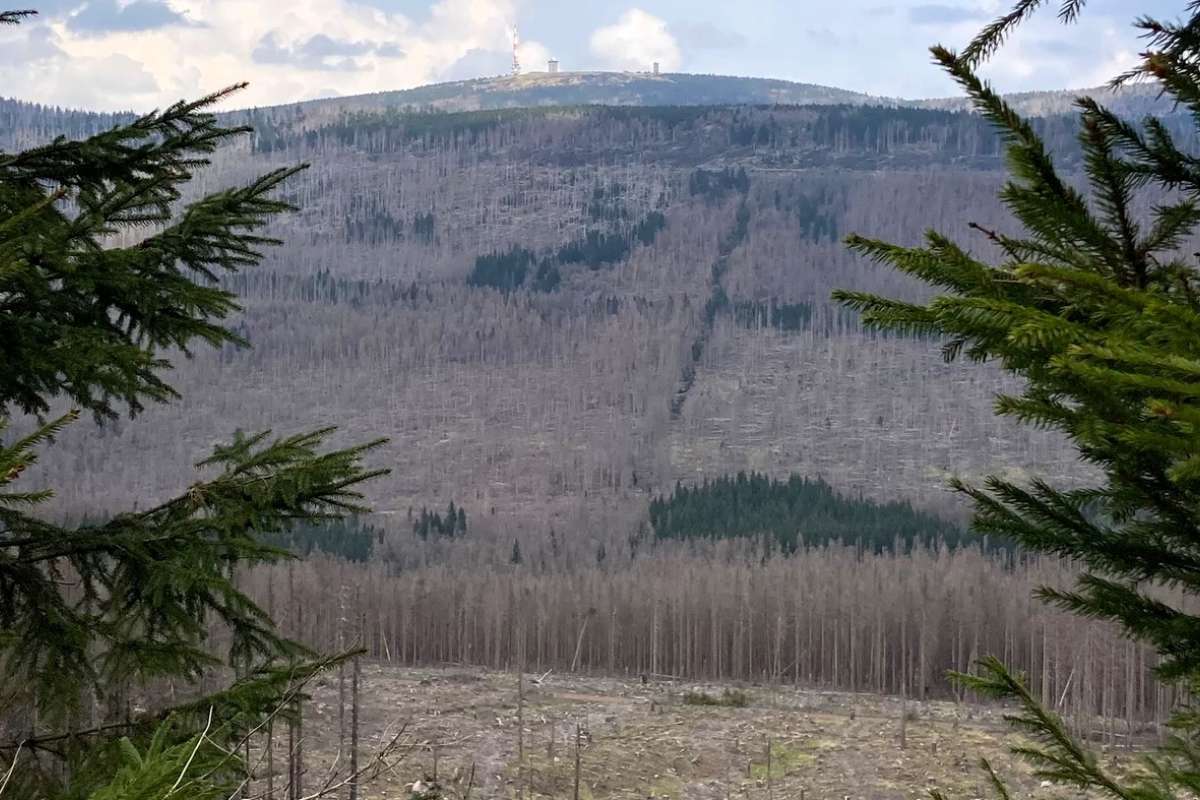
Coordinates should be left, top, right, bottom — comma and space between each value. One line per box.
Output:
295, 665, 1149, 800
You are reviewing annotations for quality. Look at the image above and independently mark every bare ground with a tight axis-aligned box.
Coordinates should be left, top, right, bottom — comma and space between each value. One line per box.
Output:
286, 666, 1146, 800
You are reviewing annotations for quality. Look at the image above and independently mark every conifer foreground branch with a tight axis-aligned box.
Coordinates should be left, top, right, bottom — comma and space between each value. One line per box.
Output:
837, 1, 1200, 798
0, 12, 389, 796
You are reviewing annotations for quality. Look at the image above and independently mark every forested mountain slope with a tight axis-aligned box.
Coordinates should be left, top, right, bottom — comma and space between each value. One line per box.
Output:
6, 80, 1193, 543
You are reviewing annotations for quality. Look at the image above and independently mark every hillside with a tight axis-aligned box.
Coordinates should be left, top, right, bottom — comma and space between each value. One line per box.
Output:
2, 68, 1183, 718
4, 73, 1192, 545
917, 81, 1171, 118
284, 71, 879, 115
265, 70, 1175, 120
4, 69, 1172, 140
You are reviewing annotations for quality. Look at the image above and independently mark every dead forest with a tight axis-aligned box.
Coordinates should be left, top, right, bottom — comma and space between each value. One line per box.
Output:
4, 90, 1194, 730
247, 544, 1185, 731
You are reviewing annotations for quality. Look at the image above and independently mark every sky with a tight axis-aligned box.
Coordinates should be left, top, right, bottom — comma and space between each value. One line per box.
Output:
0, 0, 1184, 112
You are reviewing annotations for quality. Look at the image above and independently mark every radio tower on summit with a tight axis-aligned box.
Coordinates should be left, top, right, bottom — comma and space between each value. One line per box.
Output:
511, 25, 521, 76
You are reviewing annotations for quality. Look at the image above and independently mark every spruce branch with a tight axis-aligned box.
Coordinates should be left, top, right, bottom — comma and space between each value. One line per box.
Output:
0, 83, 302, 420
0, 10, 33, 25
954, 657, 1131, 796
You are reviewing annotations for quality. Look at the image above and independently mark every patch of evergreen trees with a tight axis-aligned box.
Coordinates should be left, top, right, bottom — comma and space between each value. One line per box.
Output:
633, 211, 667, 245
262, 516, 379, 561
343, 194, 405, 244
732, 119, 775, 147
468, 247, 562, 293
247, 100, 1199, 172
558, 210, 668, 268
672, 199, 751, 419
793, 191, 839, 242
530, 259, 562, 292
413, 501, 468, 539
468, 247, 536, 291
649, 472, 966, 554
412, 211, 436, 243
557, 229, 631, 268
470, 210, 666, 293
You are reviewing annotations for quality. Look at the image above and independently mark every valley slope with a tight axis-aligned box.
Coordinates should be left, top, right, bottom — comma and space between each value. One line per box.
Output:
4, 73, 1188, 542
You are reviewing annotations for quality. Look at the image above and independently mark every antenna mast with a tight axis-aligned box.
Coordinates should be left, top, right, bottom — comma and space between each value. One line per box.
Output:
511, 25, 521, 76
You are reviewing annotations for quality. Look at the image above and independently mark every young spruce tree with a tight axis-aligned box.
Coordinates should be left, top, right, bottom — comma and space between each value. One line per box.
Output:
0, 9, 387, 797
835, 1, 1200, 795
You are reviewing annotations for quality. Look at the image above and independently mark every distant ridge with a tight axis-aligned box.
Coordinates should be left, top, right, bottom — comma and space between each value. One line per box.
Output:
918, 82, 1171, 119
272, 71, 883, 115
240, 71, 1182, 122
0, 71, 1180, 140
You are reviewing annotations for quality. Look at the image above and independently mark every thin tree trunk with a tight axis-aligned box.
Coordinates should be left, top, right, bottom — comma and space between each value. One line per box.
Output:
266, 719, 274, 800
573, 723, 582, 800
517, 670, 525, 800
349, 643, 361, 800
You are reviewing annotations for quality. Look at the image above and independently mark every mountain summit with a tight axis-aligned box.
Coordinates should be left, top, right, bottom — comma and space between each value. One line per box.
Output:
284, 71, 881, 114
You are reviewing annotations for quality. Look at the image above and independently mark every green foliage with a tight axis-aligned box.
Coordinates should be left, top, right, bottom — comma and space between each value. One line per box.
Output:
723, 202, 751, 253
649, 472, 965, 554
633, 210, 667, 246
253, 106, 540, 154
792, 188, 840, 242
411, 210, 435, 243
468, 247, 536, 292
0, 49, 387, 797
939, 656, 1200, 800
0, 84, 303, 420
238, 96, 1198, 174
343, 194, 405, 244
530, 259, 562, 292
263, 514, 379, 561
558, 209, 667, 270
671, 199, 751, 419
412, 502, 468, 540
82, 725, 234, 800
835, 1, 1200, 798
2, 424, 384, 717
732, 119, 774, 147
838, 38, 1200, 678
467, 211, 662, 293
557, 228, 633, 269
682, 688, 749, 708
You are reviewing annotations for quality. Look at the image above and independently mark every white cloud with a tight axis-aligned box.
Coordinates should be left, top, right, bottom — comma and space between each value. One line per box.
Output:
1, 0, 549, 111
517, 39, 552, 73
982, 17, 1141, 93
588, 8, 681, 73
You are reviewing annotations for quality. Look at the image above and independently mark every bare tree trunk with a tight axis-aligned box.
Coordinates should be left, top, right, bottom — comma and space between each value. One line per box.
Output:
349, 636, 361, 800
287, 715, 295, 800
573, 723, 582, 800
294, 700, 304, 800
765, 736, 774, 800
570, 612, 591, 673
339, 587, 347, 759
266, 719, 274, 800
517, 670, 526, 800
